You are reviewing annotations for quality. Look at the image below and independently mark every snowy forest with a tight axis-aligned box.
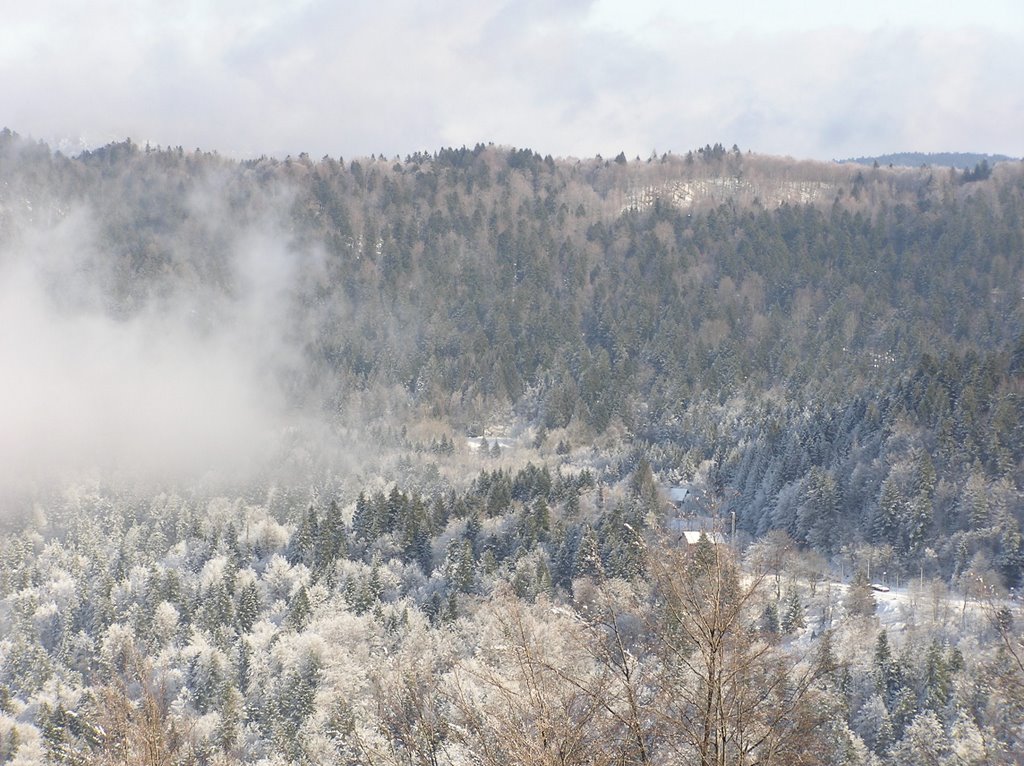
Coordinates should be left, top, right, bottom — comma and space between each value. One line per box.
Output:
1, 129, 1024, 764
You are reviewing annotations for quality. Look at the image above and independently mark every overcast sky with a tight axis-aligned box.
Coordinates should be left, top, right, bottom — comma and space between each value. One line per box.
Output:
3, 0, 1022, 161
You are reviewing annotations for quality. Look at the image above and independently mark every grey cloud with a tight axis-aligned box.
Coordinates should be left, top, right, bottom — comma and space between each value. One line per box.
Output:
1, 2, 1021, 160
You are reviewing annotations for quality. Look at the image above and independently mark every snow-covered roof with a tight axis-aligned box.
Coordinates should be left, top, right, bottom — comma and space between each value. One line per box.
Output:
669, 486, 692, 503
680, 530, 727, 546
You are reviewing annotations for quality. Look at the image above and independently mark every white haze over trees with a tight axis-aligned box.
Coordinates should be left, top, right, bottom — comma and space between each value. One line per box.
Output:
0, 188, 326, 488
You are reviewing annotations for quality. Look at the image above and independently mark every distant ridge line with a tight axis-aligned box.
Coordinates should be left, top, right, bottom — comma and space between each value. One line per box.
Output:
838, 151, 1019, 169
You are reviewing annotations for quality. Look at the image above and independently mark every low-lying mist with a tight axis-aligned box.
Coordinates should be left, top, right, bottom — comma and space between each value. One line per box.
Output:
0, 191, 335, 495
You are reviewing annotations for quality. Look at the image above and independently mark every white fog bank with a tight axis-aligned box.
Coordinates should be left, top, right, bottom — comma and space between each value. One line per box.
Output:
0, 205, 318, 489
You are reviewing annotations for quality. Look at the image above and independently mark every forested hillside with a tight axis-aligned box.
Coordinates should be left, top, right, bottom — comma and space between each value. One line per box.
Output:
1, 130, 1023, 764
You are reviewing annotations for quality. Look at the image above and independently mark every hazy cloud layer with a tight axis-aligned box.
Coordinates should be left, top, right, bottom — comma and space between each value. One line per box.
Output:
2, 1, 1021, 160
0, 199, 317, 489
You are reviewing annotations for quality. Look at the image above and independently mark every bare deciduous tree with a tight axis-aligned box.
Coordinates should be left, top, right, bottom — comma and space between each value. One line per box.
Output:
84, 652, 198, 766
650, 536, 826, 766
449, 586, 617, 766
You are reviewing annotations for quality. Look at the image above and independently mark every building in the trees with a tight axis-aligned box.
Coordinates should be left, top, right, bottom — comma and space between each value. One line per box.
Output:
668, 484, 694, 507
